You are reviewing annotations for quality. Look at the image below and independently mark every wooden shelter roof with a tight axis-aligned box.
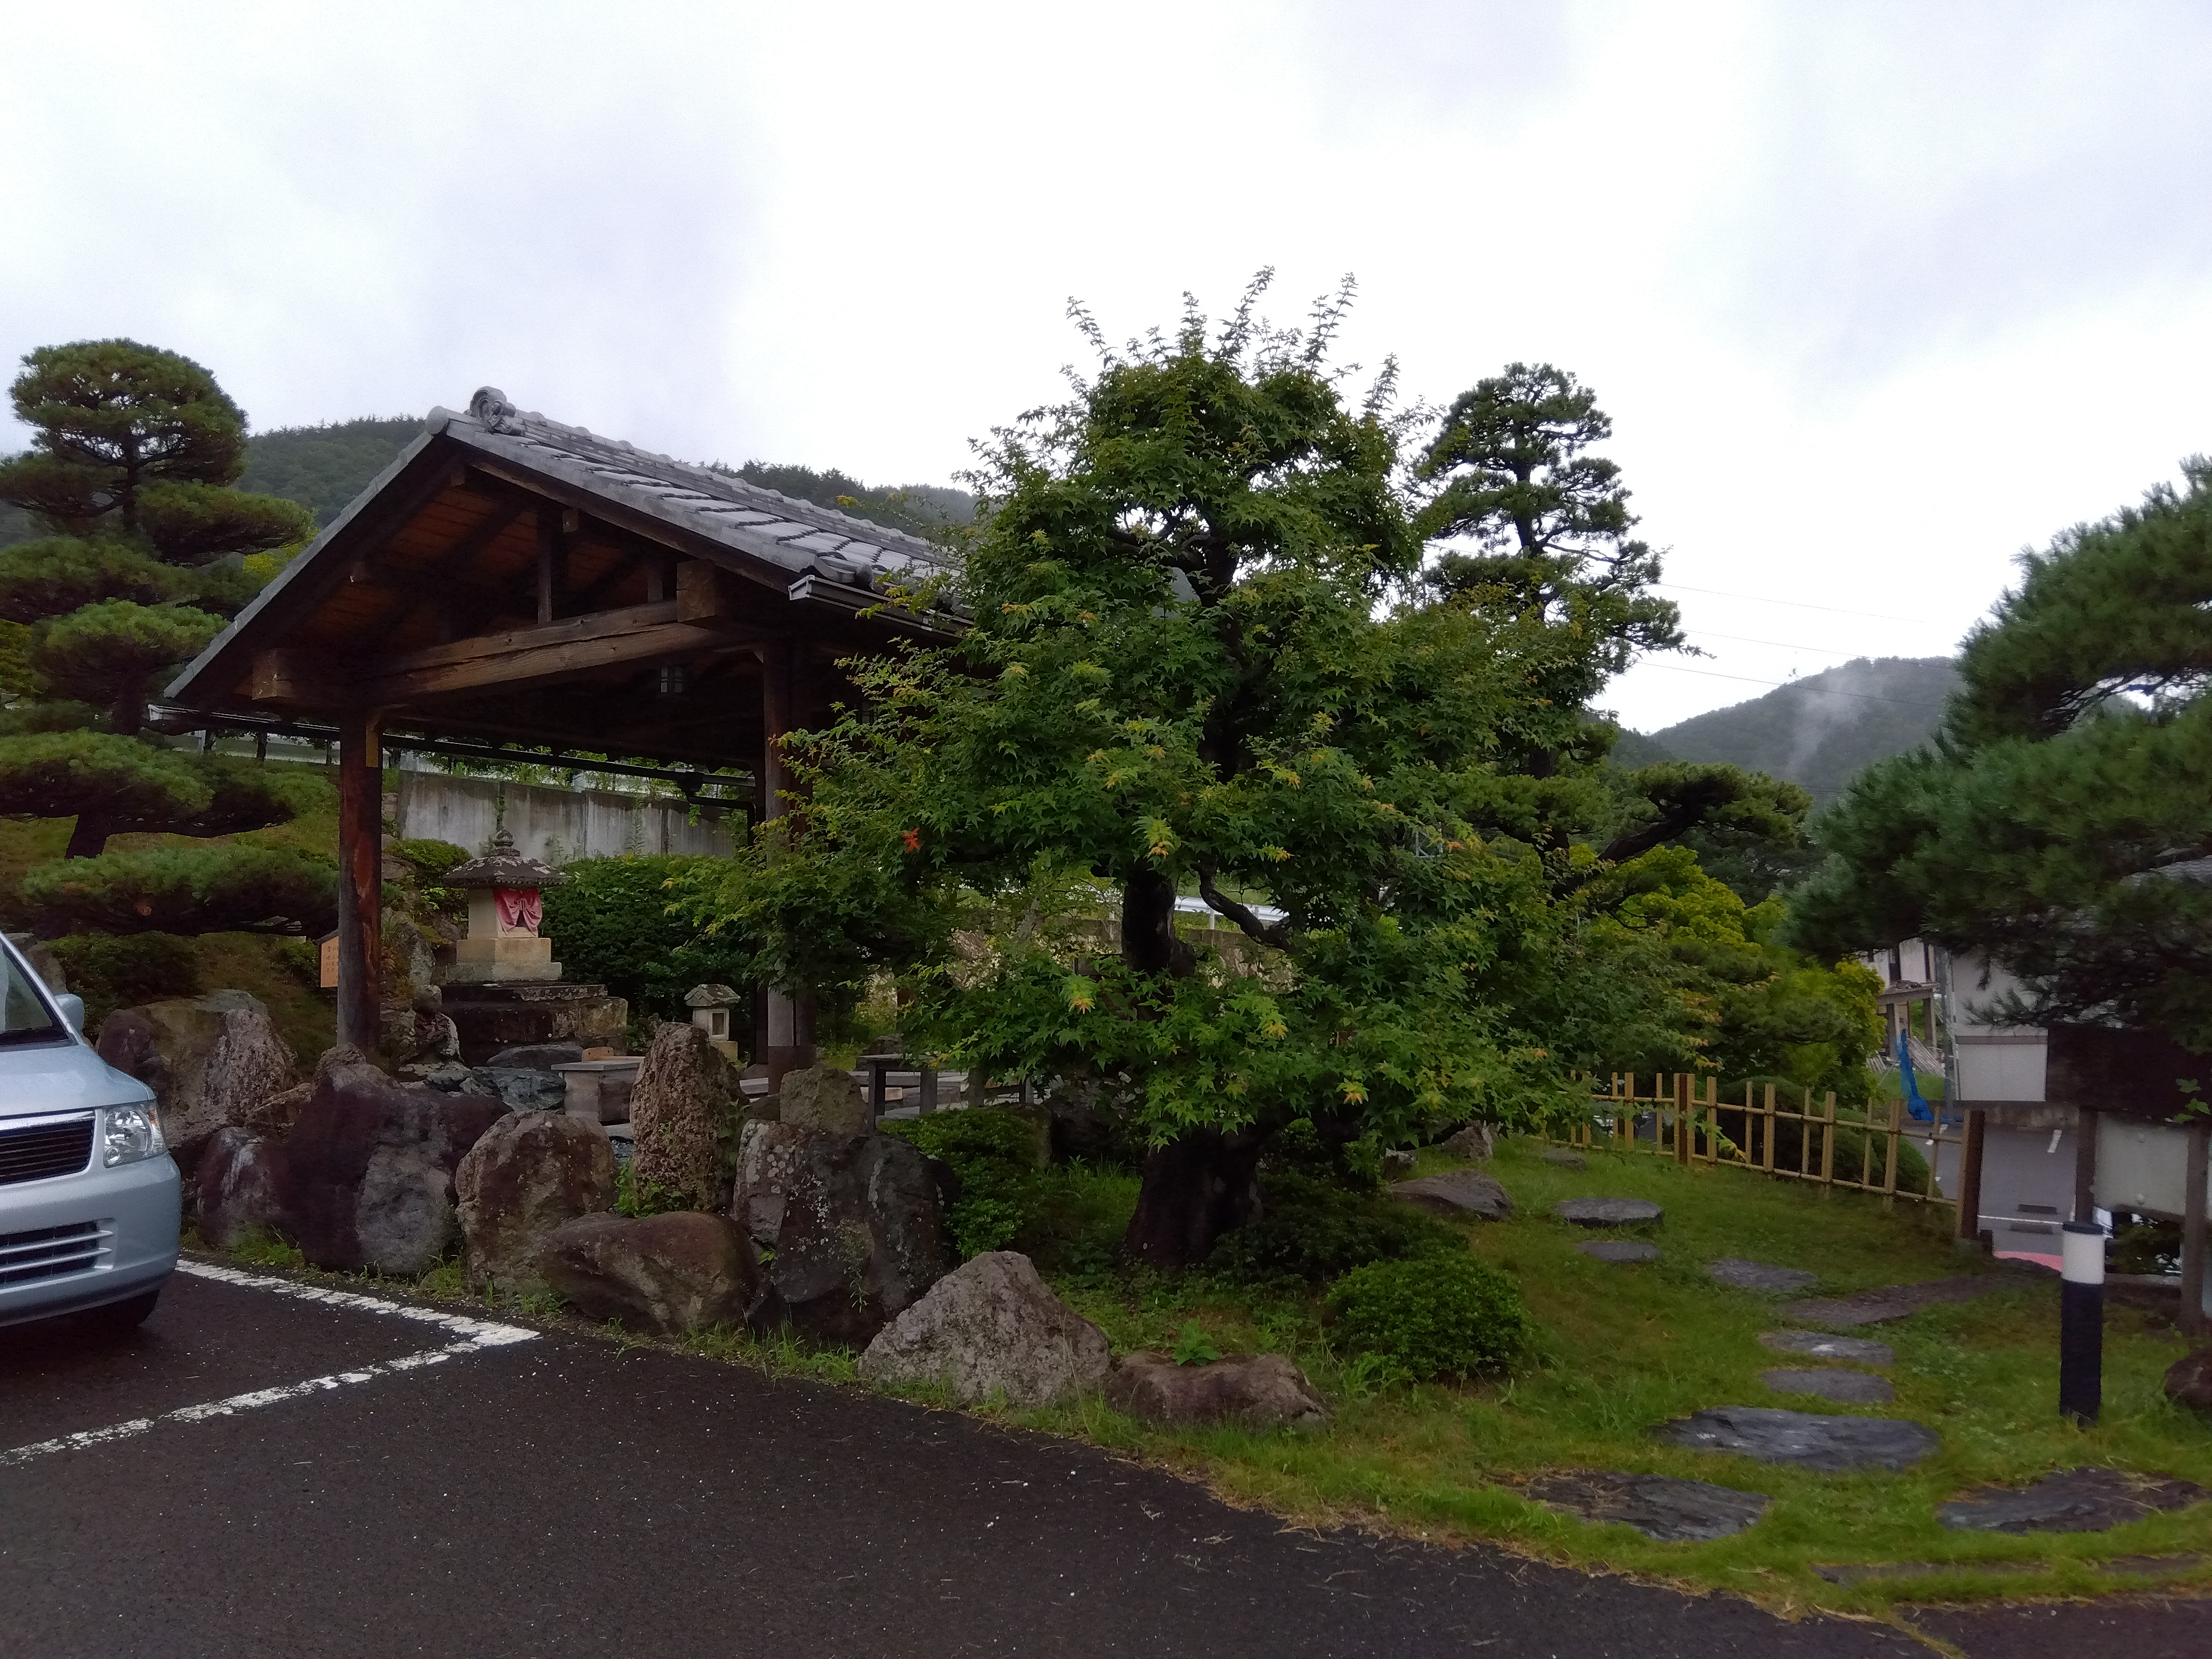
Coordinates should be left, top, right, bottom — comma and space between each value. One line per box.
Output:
164, 387, 957, 769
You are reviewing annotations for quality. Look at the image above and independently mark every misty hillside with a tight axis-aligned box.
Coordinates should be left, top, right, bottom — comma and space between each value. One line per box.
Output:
3, 418, 975, 549
1629, 656, 1958, 805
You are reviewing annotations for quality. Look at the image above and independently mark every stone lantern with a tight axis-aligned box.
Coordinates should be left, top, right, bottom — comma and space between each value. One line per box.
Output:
444, 829, 567, 984
686, 983, 744, 1064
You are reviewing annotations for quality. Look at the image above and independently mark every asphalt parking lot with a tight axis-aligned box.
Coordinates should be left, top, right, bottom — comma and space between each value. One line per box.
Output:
0, 1261, 2202, 1658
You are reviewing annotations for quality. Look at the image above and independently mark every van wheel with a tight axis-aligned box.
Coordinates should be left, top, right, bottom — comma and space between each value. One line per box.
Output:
80, 1288, 162, 1335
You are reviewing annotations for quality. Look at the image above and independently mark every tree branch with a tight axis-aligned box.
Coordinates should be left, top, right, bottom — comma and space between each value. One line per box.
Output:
1197, 864, 1289, 951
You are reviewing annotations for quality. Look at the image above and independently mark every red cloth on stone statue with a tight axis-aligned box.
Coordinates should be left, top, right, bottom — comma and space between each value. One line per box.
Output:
495, 887, 542, 935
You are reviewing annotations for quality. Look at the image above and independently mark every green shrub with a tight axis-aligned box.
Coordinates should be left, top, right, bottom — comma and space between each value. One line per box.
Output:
389, 837, 471, 923
50, 931, 200, 1028
539, 856, 758, 1023
879, 1108, 1043, 1258
1328, 1253, 1534, 1381
1207, 1169, 1463, 1285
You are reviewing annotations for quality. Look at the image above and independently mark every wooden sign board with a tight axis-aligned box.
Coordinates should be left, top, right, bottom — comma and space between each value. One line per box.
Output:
317, 930, 340, 990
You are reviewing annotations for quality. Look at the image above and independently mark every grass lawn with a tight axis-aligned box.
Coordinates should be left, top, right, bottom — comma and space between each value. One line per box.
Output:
197, 1132, 2212, 1620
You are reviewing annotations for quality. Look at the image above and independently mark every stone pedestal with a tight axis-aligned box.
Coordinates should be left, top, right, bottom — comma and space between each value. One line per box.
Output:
443, 981, 627, 1066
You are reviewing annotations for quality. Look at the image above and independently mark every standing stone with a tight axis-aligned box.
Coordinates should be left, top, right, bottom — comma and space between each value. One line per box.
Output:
732, 1121, 952, 1343
541, 1212, 763, 1337
1390, 1169, 1514, 1220
192, 1126, 290, 1250
777, 1065, 870, 1135
858, 1251, 1109, 1406
1440, 1124, 1495, 1162
629, 1021, 734, 1212
1105, 1352, 1331, 1429
456, 1111, 617, 1294
96, 990, 298, 1171
285, 1052, 507, 1275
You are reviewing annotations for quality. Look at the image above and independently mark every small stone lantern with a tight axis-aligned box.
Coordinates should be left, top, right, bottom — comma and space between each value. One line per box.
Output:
445, 829, 567, 984
686, 983, 744, 1064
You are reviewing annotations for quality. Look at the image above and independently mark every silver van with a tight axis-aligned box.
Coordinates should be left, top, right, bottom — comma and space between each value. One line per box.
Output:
0, 934, 179, 1335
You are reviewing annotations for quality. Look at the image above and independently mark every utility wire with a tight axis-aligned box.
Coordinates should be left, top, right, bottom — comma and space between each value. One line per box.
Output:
1639, 661, 1947, 708
1655, 580, 1957, 627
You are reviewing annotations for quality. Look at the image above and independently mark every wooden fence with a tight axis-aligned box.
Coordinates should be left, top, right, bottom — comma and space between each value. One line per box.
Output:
1548, 1074, 1967, 1213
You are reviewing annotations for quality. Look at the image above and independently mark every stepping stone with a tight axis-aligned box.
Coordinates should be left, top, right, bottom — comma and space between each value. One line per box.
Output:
1578, 1240, 1658, 1263
1391, 1169, 1513, 1221
1652, 1406, 1940, 1471
1523, 1471, 1769, 1542
1708, 1258, 1815, 1294
1779, 1275, 2013, 1329
1541, 1148, 1587, 1170
1761, 1367, 1895, 1405
1759, 1329, 1893, 1367
1554, 1197, 1663, 1227
1938, 1467, 2212, 1534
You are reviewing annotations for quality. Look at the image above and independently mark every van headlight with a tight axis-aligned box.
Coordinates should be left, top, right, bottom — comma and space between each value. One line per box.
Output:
103, 1102, 165, 1166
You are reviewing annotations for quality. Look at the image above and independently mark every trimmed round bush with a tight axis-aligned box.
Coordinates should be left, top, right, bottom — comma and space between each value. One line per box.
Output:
1328, 1253, 1534, 1381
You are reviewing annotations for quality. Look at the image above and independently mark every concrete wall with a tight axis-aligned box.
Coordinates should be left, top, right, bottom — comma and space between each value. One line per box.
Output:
394, 771, 739, 865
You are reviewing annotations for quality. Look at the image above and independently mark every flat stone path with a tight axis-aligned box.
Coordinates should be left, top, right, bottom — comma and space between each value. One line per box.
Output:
1653, 1406, 1940, 1471
1523, 1471, 1770, 1541
1939, 1468, 2212, 1534
1760, 1330, 1895, 1367
1555, 1197, 1664, 1226
1578, 1241, 1659, 1263
1761, 1367, 1896, 1405
1709, 1259, 1816, 1293
1779, 1275, 2016, 1328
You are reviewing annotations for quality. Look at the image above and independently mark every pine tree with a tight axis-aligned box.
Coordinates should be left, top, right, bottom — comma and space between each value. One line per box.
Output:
0, 340, 333, 937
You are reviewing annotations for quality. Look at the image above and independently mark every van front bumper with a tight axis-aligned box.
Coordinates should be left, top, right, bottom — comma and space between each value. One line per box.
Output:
0, 1152, 181, 1329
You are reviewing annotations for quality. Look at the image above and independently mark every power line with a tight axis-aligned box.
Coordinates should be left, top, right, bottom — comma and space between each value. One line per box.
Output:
1655, 580, 1957, 627
1639, 661, 1947, 708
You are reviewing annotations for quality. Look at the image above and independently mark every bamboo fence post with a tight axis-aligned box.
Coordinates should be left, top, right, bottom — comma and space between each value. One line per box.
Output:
1882, 1095, 1903, 1208
1798, 1086, 1812, 1178
1704, 1077, 1719, 1163
1615, 1075, 1630, 1150
1821, 1091, 1837, 1185
1674, 1074, 1691, 1165
1763, 1083, 1777, 1174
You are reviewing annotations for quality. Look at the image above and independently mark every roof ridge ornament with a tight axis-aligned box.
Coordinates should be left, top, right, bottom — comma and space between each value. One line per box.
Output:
470, 386, 525, 435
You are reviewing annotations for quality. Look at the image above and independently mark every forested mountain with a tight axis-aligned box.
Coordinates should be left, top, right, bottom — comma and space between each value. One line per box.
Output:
1623, 656, 1957, 805
2, 415, 977, 550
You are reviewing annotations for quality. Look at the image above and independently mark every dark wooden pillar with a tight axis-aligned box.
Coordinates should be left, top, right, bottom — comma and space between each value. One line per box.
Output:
2072, 1107, 2099, 1224
758, 641, 814, 1087
2183, 1121, 2209, 1337
1957, 1108, 1988, 1242
335, 710, 384, 1054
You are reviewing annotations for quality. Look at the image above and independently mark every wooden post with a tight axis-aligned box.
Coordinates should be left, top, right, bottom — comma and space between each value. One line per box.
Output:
1820, 1092, 1837, 1185
1763, 1084, 1777, 1174
2073, 1107, 2099, 1224
334, 710, 383, 1053
1882, 1095, 1903, 1208
1674, 1073, 1691, 1165
1958, 1108, 1988, 1240
2183, 1120, 2209, 1337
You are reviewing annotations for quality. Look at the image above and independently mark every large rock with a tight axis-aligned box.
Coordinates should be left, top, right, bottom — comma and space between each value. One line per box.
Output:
96, 990, 298, 1170
384, 1006, 461, 1074
629, 1023, 734, 1211
285, 1052, 507, 1275
485, 1043, 585, 1071
540, 1212, 762, 1336
475, 1068, 571, 1112
1105, 1351, 1331, 1429
858, 1251, 1109, 1406
777, 1065, 869, 1135
1391, 1169, 1513, 1221
192, 1126, 290, 1250
733, 1121, 952, 1342
1653, 1406, 1940, 1471
456, 1111, 617, 1294
2165, 1347, 2212, 1413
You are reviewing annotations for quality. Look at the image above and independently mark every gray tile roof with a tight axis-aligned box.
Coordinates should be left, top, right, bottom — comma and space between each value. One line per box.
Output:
435, 387, 955, 593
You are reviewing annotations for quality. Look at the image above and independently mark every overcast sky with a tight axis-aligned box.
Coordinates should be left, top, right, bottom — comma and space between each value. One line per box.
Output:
4, 2, 2208, 731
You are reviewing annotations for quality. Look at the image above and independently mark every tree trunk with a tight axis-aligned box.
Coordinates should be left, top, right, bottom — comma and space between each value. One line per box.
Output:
1121, 1128, 1266, 1268
63, 813, 109, 860
1120, 866, 1178, 975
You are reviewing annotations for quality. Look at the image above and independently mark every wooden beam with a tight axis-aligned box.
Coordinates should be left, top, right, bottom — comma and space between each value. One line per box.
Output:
335, 711, 382, 1051
365, 603, 767, 703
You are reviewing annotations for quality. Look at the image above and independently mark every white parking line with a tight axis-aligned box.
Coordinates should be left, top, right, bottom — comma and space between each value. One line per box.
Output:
2, 1260, 535, 1470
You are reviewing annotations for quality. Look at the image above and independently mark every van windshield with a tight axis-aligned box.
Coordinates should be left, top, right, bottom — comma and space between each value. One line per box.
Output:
1, 952, 64, 1044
